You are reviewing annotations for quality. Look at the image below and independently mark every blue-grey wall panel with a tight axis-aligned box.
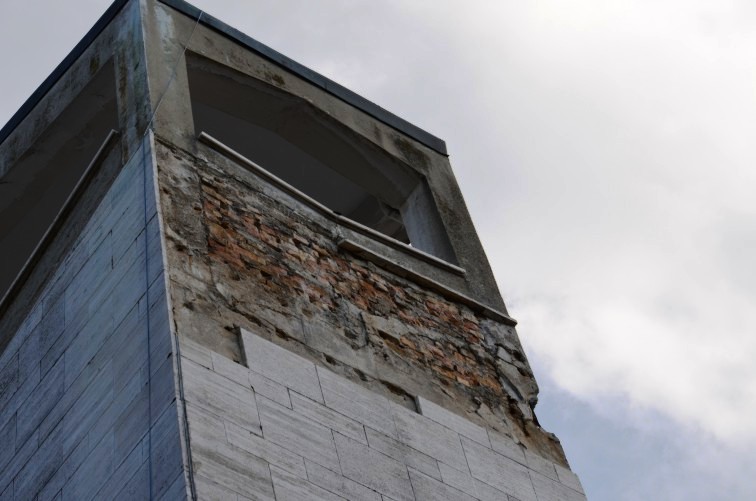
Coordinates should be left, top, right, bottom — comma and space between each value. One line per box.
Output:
0, 136, 185, 501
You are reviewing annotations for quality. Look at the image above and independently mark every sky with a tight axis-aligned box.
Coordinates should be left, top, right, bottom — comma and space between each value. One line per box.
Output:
2, 1, 755, 499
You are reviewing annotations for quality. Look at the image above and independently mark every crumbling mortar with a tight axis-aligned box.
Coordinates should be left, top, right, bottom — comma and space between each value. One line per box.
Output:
157, 143, 568, 463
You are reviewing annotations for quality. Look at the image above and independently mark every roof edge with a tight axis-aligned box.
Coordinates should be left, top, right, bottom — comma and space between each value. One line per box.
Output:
0, 0, 131, 149
0, 0, 448, 156
159, 0, 448, 156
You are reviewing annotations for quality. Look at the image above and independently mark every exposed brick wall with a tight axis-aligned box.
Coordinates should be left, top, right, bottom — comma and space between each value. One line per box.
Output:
158, 140, 566, 464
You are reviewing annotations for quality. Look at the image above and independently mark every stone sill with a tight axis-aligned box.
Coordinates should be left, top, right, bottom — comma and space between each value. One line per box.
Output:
196, 131, 466, 278
338, 239, 516, 327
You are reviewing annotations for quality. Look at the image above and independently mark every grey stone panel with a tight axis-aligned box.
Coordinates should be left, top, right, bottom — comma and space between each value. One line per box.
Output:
114, 461, 151, 501
177, 329, 587, 501
473, 478, 515, 501
0, 428, 37, 497
248, 368, 293, 409
487, 430, 526, 464
408, 468, 477, 501
241, 329, 324, 403
111, 303, 151, 392
92, 435, 148, 501
524, 448, 558, 481
151, 356, 180, 424
13, 431, 65, 500
150, 404, 186, 500
0, 355, 18, 412
16, 355, 65, 447
210, 351, 291, 408
391, 403, 468, 473
181, 337, 214, 369
555, 463, 585, 494
195, 473, 240, 500
530, 471, 586, 501
270, 465, 343, 501
0, 133, 183, 501
0, 415, 15, 472
12, 362, 114, 500
333, 432, 414, 501
438, 462, 512, 501
38, 345, 112, 442
36, 433, 94, 501
2, 364, 40, 439
416, 397, 490, 448
63, 230, 114, 331
112, 370, 151, 464
305, 459, 382, 501
437, 461, 477, 498
209, 350, 249, 386
316, 366, 397, 439
186, 403, 275, 501
364, 427, 442, 481
225, 420, 307, 479
61, 432, 115, 501
60, 305, 115, 389
290, 391, 368, 445
256, 394, 340, 473
182, 358, 261, 434
58, 361, 115, 454
0, 483, 9, 501
461, 436, 537, 501
158, 471, 189, 501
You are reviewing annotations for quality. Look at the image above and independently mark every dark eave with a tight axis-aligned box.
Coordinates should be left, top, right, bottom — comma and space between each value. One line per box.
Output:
0, 0, 448, 156
0, 0, 130, 151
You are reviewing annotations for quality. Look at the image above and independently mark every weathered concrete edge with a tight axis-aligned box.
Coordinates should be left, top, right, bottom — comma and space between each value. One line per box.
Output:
197, 132, 466, 277
0, 130, 121, 326
0, 0, 130, 148
147, 130, 197, 500
159, 0, 448, 156
338, 239, 517, 327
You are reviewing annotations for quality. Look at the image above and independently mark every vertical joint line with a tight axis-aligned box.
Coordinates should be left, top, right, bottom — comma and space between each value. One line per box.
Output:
141, 140, 154, 501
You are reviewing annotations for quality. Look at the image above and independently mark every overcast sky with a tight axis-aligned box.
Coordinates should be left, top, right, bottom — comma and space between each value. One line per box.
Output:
2, 1, 755, 499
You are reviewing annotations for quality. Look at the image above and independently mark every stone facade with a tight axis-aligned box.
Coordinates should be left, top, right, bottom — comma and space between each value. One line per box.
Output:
180, 329, 585, 501
0, 0, 586, 499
